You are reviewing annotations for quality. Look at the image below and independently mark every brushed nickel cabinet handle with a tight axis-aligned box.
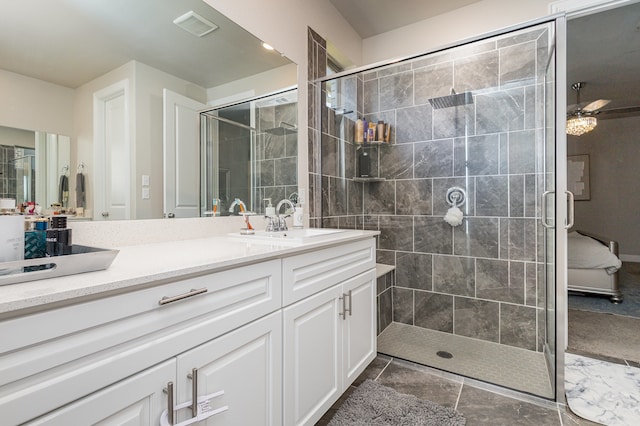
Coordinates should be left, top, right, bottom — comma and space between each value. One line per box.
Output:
188, 368, 198, 418
347, 290, 353, 316
159, 288, 208, 305
164, 381, 175, 425
339, 294, 346, 319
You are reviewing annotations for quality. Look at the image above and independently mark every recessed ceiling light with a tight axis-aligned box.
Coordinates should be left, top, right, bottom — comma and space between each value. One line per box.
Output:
174, 11, 218, 37
262, 42, 275, 51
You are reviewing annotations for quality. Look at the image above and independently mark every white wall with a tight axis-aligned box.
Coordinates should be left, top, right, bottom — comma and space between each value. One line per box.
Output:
362, 0, 554, 64
0, 69, 74, 136
568, 116, 640, 259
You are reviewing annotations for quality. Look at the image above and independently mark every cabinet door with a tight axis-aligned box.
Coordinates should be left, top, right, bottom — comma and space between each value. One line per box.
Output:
342, 270, 377, 385
175, 312, 282, 426
283, 285, 343, 426
26, 359, 175, 426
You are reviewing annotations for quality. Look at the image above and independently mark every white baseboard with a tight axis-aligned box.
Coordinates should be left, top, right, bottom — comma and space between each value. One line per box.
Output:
619, 254, 640, 263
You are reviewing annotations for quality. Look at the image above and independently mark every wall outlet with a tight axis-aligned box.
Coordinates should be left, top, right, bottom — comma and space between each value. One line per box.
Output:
142, 187, 150, 199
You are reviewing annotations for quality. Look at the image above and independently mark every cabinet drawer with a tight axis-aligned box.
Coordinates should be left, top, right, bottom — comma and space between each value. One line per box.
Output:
282, 238, 375, 306
0, 260, 281, 424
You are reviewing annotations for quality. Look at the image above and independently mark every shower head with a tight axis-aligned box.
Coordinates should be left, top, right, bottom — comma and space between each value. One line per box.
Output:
428, 88, 473, 109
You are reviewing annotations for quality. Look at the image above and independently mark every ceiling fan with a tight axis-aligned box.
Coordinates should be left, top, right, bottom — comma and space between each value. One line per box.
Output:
567, 82, 640, 136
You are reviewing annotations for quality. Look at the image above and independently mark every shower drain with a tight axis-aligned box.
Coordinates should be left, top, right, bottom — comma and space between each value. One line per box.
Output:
436, 350, 453, 359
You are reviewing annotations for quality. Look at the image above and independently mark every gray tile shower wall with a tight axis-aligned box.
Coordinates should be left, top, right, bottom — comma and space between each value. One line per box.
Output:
0, 145, 17, 200
309, 26, 549, 353
256, 101, 298, 205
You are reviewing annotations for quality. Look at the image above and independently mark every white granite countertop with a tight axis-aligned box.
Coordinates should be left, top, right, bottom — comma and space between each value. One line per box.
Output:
0, 229, 377, 316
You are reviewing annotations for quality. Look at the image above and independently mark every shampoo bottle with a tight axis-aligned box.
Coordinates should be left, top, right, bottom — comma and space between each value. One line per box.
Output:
355, 118, 364, 143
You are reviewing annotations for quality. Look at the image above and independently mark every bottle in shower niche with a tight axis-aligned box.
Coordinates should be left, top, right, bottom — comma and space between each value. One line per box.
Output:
358, 147, 371, 178
355, 118, 364, 144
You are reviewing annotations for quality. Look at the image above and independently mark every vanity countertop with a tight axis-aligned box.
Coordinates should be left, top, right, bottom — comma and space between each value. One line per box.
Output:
0, 229, 378, 316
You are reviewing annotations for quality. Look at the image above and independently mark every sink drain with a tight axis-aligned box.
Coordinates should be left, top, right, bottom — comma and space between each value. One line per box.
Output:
436, 350, 453, 359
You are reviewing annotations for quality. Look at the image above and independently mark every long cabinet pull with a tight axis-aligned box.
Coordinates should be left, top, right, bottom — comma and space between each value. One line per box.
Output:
339, 294, 346, 320
187, 368, 198, 418
159, 288, 208, 305
346, 290, 353, 316
164, 381, 175, 425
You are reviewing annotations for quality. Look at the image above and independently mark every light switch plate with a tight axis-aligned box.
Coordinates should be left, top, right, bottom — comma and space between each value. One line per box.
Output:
142, 187, 150, 199
142, 175, 150, 186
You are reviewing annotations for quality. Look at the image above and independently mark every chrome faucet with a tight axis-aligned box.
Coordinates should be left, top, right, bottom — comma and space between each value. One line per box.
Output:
228, 198, 246, 214
266, 199, 295, 232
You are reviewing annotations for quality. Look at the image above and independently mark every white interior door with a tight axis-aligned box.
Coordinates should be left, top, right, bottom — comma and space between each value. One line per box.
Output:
163, 89, 206, 218
94, 80, 130, 221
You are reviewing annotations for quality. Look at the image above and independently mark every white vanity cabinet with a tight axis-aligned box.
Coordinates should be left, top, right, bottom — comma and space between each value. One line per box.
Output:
282, 238, 377, 426
0, 259, 281, 426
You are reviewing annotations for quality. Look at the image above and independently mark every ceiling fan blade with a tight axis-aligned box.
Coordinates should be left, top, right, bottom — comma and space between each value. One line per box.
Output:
597, 106, 640, 119
582, 99, 611, 112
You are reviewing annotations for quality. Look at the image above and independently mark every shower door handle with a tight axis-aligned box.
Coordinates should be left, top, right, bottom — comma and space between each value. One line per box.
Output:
541, 191, 554, 228
565, 190, 575, 229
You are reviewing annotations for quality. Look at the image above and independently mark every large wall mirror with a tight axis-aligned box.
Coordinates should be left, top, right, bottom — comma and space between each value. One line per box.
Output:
0, 0, 297, 220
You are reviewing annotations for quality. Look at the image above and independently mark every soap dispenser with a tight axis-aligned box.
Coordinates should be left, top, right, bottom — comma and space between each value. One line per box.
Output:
264, 198, 275, 217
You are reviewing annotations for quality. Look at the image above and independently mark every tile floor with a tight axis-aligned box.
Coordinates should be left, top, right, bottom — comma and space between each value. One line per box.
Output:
316, 354, 602, 426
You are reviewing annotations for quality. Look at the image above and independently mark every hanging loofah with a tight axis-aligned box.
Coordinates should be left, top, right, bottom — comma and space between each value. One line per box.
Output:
444, 206, 464, 227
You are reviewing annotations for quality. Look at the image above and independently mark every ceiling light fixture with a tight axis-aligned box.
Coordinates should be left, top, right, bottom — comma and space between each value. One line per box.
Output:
173, 11, 218, 37
262, 42, 275, 51
566, 82, 597, 136
566, 114, 597, 136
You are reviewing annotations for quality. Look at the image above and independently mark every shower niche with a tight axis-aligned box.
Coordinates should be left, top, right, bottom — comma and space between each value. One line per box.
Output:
315, 21, 558, 400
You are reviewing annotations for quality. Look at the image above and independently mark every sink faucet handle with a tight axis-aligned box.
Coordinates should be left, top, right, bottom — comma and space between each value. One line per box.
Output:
279, 216, 288, 231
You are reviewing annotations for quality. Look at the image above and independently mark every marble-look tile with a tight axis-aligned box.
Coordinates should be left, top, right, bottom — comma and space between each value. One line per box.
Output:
285, 132, 297, 158
509, 174, 525, 218
500, 303, 536, 350
338, 215, 357, 230
415, 216, 453, 254
321, 175, 330, 217
263, 133, 286, 160
378, 62, 413, 78
476, 89, 525, 135
322, 217, 339, 228
321, 133, 339, 177
308, 172, 321, 218
454, 296, 499, 342
499, 218, 537, 262
395, 104, 433, 143
453, 134, 500, 176
258, 159, 275, 186
496, 27, 546, 49
525, 174, 537, 218
414, 139, 454, 178
379, 144, 413, 179
379, 215, 414, 251
376, 249, 395, 265
433, 105, 474, 139
308, 129, 320, 175
328, 177, 347, 216
363, 78, 379, 114
376, 360, 463, 408
524, 85, 537, 130
457, 385, 561, 425
451, 40, 497, 60
274, 157, 297, 186
414, 291, 454, 333
475, 176, 508, 216
364, 180, 395, 214
499, 41, 536, 88
565, 353, 640, 426
379, 71, 414, 111
453, 50, 499, 92
476, 258, 525, 304
393, 287, 413, 325
453, 217, 499, 258
411, 51, 451, 69
395, 179, 433, 215
347, 179, 363, 216
378, 289, 393, 334
509, 130, 536, 174
433, 255, 475, 297
414, 61, 454, 105
525, 262, 538, 307
396, 251, 432, 291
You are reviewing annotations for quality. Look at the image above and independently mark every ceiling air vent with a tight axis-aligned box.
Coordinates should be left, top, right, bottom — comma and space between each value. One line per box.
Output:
173, 11, 218, 37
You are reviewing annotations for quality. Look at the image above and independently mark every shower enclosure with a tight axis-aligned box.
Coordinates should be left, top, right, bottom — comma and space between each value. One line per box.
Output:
315, 20, 562, 399
200, 88, 298, 216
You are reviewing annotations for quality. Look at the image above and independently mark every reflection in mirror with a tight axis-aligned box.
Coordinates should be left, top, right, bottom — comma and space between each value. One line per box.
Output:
0, 0, 296, 220
0, 125, 70, 211
201, 88, 298, 216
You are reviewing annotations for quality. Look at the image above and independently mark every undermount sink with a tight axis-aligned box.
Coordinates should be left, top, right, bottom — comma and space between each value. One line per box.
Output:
230, 228, 346, 244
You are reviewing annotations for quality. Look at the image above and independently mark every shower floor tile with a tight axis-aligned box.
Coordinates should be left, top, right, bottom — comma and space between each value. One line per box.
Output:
377, 322, 554, 398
